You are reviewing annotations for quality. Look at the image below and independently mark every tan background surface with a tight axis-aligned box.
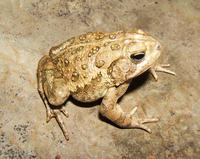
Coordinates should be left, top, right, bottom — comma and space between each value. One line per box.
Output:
0, 0, 200, 158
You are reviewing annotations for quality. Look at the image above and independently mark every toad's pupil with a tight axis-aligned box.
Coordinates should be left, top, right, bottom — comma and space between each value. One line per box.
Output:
130, 52, 145, 60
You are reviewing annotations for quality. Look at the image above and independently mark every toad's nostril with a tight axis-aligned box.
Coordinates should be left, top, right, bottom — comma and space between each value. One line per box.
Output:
156, 44, 161, 50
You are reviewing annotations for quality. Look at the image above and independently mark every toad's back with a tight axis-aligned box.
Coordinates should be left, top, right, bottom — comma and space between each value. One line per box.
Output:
48, 30, 130, 93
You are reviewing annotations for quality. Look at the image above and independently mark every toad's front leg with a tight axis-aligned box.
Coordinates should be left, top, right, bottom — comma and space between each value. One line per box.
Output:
99, 85, 158, 132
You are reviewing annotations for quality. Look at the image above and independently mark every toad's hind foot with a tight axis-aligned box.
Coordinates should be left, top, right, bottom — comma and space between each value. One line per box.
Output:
54, 109, 69, 141
45, 100, 69, 122
128, 107, 159, 133
44, 102, 69, 140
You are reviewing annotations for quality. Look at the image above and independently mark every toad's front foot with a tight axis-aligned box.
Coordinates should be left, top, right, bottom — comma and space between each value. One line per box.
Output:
150, 64, 176, 81
127, 107, 159, 133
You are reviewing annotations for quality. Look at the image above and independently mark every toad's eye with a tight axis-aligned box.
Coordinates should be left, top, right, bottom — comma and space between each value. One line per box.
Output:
130, 51, 145, 61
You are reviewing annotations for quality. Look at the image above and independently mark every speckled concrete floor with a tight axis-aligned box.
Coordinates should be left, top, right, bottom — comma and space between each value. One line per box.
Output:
0, 0, 200, 158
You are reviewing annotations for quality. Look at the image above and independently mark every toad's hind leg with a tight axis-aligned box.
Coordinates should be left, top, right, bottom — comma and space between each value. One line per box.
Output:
37, 55, 70, 140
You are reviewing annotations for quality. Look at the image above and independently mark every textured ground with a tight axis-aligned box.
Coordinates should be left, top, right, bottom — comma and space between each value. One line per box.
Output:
0, 0, 200, 158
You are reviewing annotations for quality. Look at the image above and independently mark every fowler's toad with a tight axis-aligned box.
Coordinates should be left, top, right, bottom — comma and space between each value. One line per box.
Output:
37, 29, 175, 140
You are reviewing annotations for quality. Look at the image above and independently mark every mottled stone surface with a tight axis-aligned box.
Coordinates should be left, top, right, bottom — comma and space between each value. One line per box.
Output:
0, 0, 200, 158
